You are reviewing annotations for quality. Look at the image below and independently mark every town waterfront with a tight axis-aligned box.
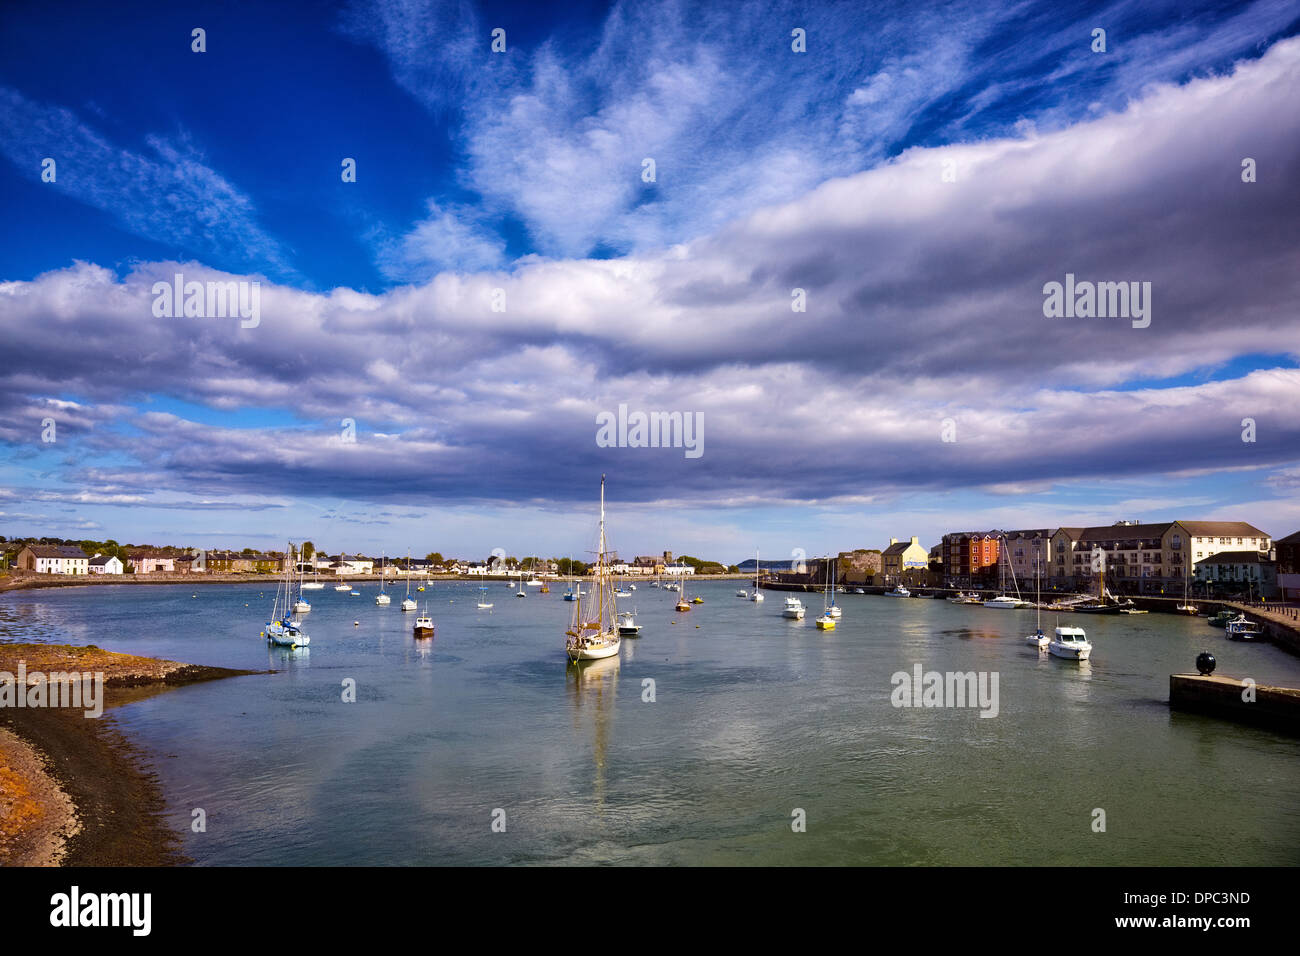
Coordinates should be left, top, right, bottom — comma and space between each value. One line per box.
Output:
2, 580, 1298, 866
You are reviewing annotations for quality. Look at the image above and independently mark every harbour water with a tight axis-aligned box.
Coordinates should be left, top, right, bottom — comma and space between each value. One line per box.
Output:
2, 580, 1298, 865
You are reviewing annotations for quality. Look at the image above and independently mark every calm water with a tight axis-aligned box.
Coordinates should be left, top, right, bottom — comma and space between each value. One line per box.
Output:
2, 580, 1298, 865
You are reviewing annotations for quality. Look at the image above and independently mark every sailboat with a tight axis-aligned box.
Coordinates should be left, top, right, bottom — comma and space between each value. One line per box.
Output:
983, 539, 1028, 608
264, 544, 310, 647
565, 476, 622, 661
476, 586, 494, 610
292, 548, 312, 613
675, 575, 691, 613
750, 548, 764, 602
302, 565, 325, 590
1024, 554, 1049, 648
400, 551, 418, 611
1175, 566, 1197, 614
827, 556, 842, 618
515, 577, 527, 598
375, 552, 391, 605
815, 556, 837, 629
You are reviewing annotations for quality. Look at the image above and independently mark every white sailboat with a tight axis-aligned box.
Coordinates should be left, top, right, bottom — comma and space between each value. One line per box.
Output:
565, 476, 622, 662
292, 548, 311, 612
750, 549, 765, 602
1024, 554, 1049, 648
815, 556, 836, 629
1175, 566, 1197, 614
264, 543, 309, 647
376, 552, 391, 605
400, 551, 418, 611
476, 586, 494, 609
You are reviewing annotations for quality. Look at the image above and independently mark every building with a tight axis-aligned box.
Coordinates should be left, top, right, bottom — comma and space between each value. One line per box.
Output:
882, 536, 930, 586
1002, 529, 1053, 587
662, 564, 695, 576
940, 532, 1001, 588
1050, 520, 1272, 595
205, 550, 285, 573
1193, 551, 1278, 598
88, 554, 124, 575
1276, 530, 1300, 602
130, 552, 176, 574
837, 549, 883, 585
330, 555, 374, 576
18, 545, 89, 575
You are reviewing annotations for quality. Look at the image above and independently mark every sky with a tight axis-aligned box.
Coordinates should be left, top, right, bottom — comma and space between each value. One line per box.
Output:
1, 0, 1298, 563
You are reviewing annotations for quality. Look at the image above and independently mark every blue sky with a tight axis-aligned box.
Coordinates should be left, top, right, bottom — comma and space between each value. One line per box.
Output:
1, 0, 1299, 561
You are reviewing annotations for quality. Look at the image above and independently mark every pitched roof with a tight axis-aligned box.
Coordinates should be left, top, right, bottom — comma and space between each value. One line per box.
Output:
1195, 550, 1272, 565
88, 554, 119, 566
1078, 523, 1175, 541
1277, 530, 1300, 545
1178, 520, 1270, 538
25, 545, 88, 558
883, 541, 914, 556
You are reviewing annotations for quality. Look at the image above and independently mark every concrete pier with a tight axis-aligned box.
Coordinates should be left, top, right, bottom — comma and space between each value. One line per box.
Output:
1169, 673, 1300, 735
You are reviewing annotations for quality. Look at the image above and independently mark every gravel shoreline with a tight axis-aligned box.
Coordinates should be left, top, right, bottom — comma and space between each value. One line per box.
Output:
0, 644, 266, 866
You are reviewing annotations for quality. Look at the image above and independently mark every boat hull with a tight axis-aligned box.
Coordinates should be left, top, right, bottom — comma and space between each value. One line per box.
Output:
413, 626, 434, 638
567, 637, 621, 661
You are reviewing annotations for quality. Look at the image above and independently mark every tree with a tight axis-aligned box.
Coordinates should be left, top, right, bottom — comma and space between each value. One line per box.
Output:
302, 541, 315, 561
425, 552, 444, 565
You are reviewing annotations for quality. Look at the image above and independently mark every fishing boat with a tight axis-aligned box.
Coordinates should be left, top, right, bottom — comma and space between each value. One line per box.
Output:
375, 552, 391, 605
1207, 609, 1234, 627
1048, 625, 1091, 660
750, 549, 765, 602
783, 596, 805, 619
1024, 555, 1049, 649
886, 585, 911, 598
617, 610, 642, 636
1225, 615, 1263, 641
400, 551, 418, 611
565, 476, 622, 662
476, 586, 494, 609
413, 602, 434, 638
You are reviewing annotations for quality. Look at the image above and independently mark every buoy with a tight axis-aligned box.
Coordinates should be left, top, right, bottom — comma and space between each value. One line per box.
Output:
354, 621, 360, 626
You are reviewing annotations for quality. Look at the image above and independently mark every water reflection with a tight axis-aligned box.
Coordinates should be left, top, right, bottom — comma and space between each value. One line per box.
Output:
267, 645, 310, 668
566, 655, 619, 811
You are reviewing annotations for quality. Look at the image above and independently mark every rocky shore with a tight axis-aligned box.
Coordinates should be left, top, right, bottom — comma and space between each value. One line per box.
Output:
0, 644, 266, 866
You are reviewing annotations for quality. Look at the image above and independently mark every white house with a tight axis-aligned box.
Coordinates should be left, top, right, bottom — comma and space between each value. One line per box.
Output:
662, 564, 696, 576
18, 545, 90, 575
88, 553, 124, 575
330, 555, 374, 575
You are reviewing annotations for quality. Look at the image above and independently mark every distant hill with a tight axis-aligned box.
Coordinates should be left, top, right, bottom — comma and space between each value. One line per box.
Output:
734, 559, 794, 572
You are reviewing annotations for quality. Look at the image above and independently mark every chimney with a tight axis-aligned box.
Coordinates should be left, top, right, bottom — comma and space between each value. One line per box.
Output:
910, 536, 919, 545
890, 537, 898, 545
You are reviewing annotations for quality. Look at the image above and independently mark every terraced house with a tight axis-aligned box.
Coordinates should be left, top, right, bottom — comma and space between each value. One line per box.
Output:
17, 544, 89, 575
940, 531, 1001, 587
1049, 520, 1272, 594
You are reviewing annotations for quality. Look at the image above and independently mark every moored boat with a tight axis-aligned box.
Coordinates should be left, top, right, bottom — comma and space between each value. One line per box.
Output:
1048, 625, 1091, 660
565, 476, 623, 663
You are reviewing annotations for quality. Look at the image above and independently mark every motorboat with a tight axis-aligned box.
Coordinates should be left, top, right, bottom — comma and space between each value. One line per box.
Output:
885, 585, 911, 598
1225, 615, 1264, 641
783, 597, 805, 619
982, 595, 1020, 609
736, 589, 748, 598
1048, 625, 1091, 660
617, 611, 642, 636
413, 607, 434, 638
